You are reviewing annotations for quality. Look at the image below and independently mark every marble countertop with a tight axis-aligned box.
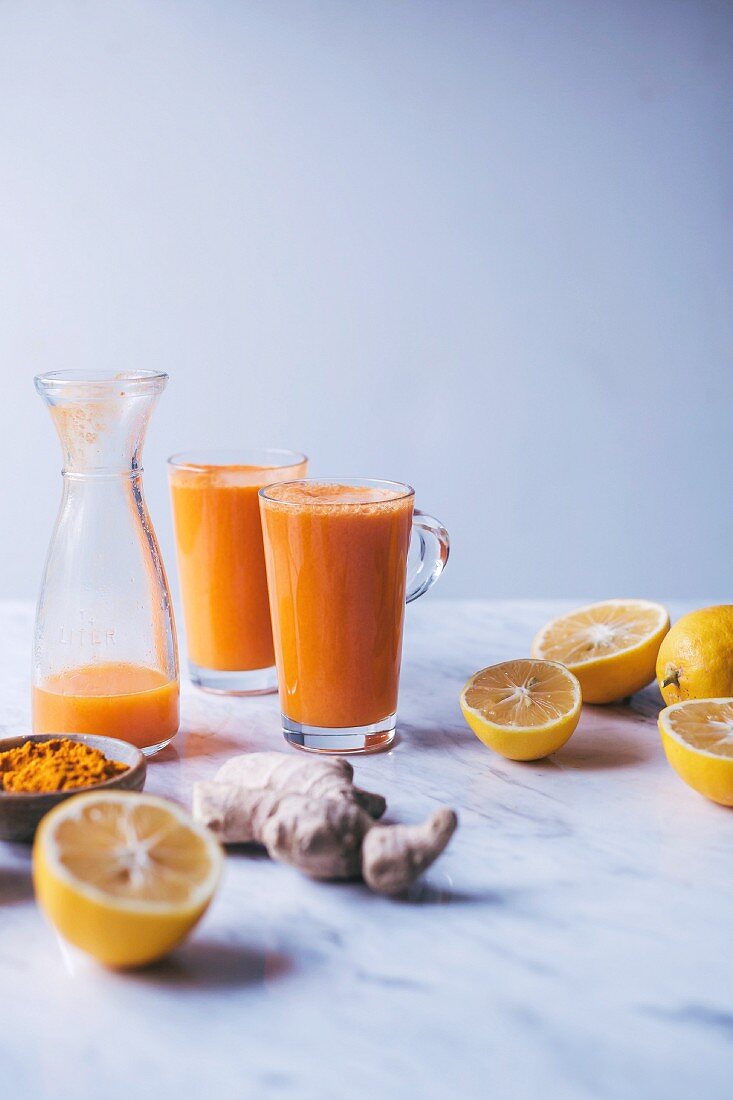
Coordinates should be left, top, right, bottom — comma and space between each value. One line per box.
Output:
1, 598, 731, 1100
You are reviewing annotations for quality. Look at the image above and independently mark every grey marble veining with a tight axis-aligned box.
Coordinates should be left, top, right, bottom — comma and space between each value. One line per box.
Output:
0, 599, 731, 1100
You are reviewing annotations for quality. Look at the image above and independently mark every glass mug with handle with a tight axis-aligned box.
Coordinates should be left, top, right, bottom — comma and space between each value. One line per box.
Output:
259, 478, 449, 752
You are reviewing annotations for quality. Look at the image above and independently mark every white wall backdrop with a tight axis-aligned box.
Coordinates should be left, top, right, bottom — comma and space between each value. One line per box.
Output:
1, 0, 731, 601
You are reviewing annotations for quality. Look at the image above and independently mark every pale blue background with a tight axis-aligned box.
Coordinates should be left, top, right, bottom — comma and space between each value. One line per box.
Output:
1, 0, 731, 600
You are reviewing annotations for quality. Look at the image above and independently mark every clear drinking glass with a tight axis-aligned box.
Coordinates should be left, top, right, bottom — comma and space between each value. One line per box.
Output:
168, 448, 308, 694
259, 478, 449, 753
32, 371, 179, 755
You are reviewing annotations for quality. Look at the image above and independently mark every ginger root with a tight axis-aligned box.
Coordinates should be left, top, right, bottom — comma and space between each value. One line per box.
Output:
194, 782, 373, 879
215, 754, 386, 819
192, 751, 457, 896
361, 808, 458, 895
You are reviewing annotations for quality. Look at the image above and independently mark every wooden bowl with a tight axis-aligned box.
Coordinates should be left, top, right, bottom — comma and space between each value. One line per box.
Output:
0, 734, 146, 843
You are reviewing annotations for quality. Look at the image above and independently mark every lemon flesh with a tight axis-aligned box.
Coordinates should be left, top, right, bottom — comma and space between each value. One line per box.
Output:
33, 792, 222, 968
460, 659, 581, 761
659, 699, 733, 806
531, 599, 669, 704
656, 605, 733, 705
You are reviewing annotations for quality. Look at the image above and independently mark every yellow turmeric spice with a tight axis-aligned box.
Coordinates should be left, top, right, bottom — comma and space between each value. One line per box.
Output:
0, 738, 128, 793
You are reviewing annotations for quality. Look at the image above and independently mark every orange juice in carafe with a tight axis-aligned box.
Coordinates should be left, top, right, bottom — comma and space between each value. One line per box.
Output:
33, 664, 179, 751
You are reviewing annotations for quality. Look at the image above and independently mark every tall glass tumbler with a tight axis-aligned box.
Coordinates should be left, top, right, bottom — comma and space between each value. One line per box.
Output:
168, 449, 308, 694
260, 478, 449, 753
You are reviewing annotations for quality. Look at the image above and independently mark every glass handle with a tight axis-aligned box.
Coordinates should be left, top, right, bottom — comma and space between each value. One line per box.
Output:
406, 510, 450, 604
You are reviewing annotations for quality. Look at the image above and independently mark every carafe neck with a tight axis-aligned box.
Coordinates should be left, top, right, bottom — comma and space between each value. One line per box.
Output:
34, 371, 168, 477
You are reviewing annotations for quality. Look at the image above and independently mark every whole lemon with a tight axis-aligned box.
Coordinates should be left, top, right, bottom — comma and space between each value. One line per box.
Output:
656, 605, 733, 705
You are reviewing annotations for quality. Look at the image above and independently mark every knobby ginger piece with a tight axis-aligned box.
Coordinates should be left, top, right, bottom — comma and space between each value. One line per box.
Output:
260, 793, 373, 879
193, 781, 373, 879
193, 752, 457, 893
215, 752, 386, 819
193, 781, 278, 844
361, 808, 458, 895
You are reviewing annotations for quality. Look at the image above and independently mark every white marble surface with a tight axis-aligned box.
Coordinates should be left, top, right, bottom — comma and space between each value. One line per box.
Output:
1, 598, 732, 1099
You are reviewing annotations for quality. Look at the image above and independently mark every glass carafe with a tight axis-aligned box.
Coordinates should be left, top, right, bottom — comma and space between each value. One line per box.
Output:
32, 371, 179, 755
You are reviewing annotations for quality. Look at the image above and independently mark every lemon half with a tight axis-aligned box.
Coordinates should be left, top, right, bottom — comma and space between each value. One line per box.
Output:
532, 599, 669, 704
460, 659, 582, 760
33, 791, 223, 968
659, 699, 733, 806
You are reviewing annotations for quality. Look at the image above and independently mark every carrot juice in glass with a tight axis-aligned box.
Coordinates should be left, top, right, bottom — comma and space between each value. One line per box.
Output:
168, 449, 308, 694
259, 479, 449, 752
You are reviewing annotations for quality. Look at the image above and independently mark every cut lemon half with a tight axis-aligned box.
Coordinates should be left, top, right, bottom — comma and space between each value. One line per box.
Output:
531, 599, 669, 704
33, 792, 223, 968
460, 659, 582, 760
659, 699, 733, 806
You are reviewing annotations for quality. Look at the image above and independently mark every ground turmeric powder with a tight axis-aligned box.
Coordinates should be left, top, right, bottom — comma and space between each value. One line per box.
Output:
0, 738, 128, 793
